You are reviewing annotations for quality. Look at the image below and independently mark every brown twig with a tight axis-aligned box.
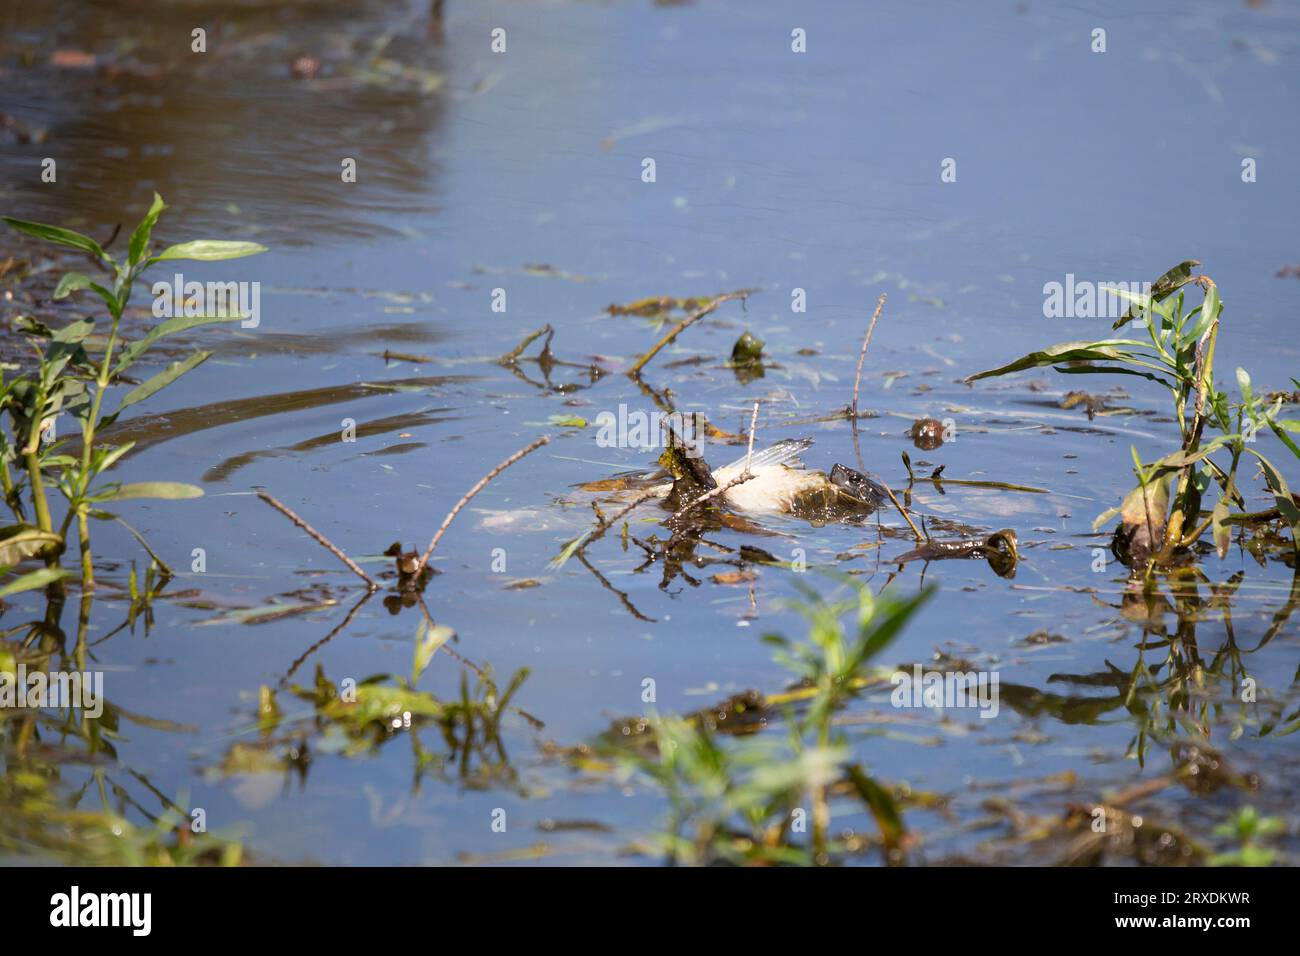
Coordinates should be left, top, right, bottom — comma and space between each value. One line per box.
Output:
850, 293, 887, 428
845, 294, 922, 542
743, 401, 759, 472
880, 478, 925, 542
626, 291, 750, 377
415, 435, 551, 576
256, 489, 379, 590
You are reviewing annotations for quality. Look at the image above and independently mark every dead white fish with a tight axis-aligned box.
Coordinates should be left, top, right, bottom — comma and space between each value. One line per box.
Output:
644, 438, 888, 519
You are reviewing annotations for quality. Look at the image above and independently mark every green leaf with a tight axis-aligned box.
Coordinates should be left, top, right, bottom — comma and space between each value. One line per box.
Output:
96, 441, 136, 473
856, 587, 934, 665
413, 618, 455, 683
1151, 436, 1231, 470
99, 482, 204, 501
965, 339, 1154, 382
2, 217, 107, 261
113, 315, 242, 374
1268, 422, 1300, 464
53, 272, 117, 312
547, 414, 587, 428
1092, 504, 1122, 531
846, 765, 905, 851
548, 531, 592, 570
1055, 362, 1174, 389
50, 317, 96, 344
1186, 284, 1220, 342
148, 240, 266, 263
116, 351, 210, 411
1236, 367, 1253, 407
128, 192, 167, 266
0, 566, 70, 598
1245, 449, 1300, 551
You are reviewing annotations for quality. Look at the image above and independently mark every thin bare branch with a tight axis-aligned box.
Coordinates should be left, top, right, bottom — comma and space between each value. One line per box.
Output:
851, 293, 887, 427
626, 291, 751, 377
256, 489, 379, 590
415, 435, 551, 576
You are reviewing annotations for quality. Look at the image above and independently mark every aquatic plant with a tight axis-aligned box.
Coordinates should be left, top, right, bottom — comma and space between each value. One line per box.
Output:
969, 262, 1300, 571
217, 615, 532, 792
1, 194, 264, 594
611, 577, 931, 865
1208, 805, 1286, 866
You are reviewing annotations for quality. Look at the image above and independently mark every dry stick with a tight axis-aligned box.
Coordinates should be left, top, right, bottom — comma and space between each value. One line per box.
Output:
256, 489, 380, 591
415, 435, 551, 577
669, 464, 755, 524
879, 475, 924, 543
626, 292, 746, 377
743, 401, 759, 472
847, 295, 924, 542
850, 293, 887, 427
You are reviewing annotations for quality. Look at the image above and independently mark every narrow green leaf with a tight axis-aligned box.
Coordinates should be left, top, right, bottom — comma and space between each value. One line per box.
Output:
846, 765, 905, 851
148, 239, 266, 263
965, 339, 1153, 382
1055, 363, 1174, 389
100, 482, 204, 501
0, 566, 70, 598
1186, 285, 1220, 342
1269, 422, 1300, 463
1236, 367, 1253, 406
413, 618, 455, 683
1151, 436, 1231, 470
53, 271, 117, 312
2, 217, 107, 261
128, 192, 167, 266
549, 531, 592, 570
1245, 449, 1300, 551
114, 315, 241, 374
96, 441, 136, 473
50, 317, 96, 344
1092, 504, 1123, 531
116, 351, 210, 412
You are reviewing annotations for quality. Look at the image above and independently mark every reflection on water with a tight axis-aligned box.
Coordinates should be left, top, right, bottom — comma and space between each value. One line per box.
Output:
0, 0, 446, 242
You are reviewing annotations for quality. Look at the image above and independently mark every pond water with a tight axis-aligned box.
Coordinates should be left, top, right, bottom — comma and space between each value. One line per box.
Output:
2, 0, 1298, 865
